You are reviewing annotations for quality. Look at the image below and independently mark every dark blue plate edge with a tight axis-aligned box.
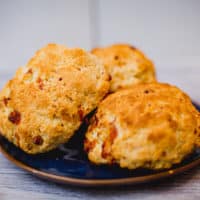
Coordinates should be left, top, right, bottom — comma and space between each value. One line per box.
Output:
1, 143, 200, 187
0, 101, 200, 187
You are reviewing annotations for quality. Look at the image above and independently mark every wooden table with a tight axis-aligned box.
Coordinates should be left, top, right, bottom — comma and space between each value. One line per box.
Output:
0, 65, 200, 200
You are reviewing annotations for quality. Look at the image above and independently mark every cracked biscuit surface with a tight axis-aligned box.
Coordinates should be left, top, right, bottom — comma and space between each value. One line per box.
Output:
84, 83, 200, 170
92, 44, 156, 92
0, 44, 110, 154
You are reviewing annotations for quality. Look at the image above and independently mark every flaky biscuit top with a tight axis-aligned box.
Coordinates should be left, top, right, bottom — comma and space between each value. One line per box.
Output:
92, 44, 156, 92
85, 83, 200, 169
0, 44, 110, 154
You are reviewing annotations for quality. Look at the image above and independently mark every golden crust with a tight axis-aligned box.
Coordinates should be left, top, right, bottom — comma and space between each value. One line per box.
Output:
84, 83, 200, 170
0, 44, 110, 154
91, 44, 156, 92
195, 112, 200, 146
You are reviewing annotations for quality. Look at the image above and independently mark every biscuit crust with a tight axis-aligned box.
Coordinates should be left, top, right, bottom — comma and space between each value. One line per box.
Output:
84, 83, 199, 170
92, 44, 156, 92
0, 44, 110, 154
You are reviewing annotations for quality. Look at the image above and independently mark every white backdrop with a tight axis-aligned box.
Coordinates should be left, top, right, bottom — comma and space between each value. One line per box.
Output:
0, 0, 200, 100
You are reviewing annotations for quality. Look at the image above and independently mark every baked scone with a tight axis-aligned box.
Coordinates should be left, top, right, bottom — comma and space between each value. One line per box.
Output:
0, 44, 110, 154
195, 113, 200, 147
84, 83, 200, 170
91, 44, 156, 92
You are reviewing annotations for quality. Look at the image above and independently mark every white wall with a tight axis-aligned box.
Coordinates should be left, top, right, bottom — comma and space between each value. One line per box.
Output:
97, 0, 200, 67
96, 0, 200, 100
97, 0, 200, 101
0, 0, 91, 76
0, 0, 200, 100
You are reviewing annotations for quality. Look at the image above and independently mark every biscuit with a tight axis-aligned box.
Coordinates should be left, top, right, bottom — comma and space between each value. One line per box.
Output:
0, 44, 110, 154
84, 83, 199, 170
195, 113, 200, 146
92, 44, 156, 92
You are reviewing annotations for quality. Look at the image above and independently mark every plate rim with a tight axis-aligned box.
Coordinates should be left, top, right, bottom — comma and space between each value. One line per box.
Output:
1, 143, 200, 187
1, 101, 200, 187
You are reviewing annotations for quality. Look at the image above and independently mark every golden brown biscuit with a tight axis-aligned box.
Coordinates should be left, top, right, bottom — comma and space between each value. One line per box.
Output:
84, 83, 200, 170
92, 44, 156, 92
195, 113, 200, 146
0, 44, 110, 154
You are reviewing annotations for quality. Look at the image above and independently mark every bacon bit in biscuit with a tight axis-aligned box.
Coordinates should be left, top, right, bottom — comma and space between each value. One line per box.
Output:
59, 77, 63, 81
3, 97, 11, 106
108, 74, 112, 81
88, 115, 98, 129
37, 78, 44, 90
102, 124, 118, 159
84, 139, 96, 153
93, 116, 99, 126
78, 108, 84, 121
144, 90, 149, 94
102, 142, 109, 159
88, 116, 99, 132
91, 115, 99, 127
114, 55, 119, 60
8, 110, 21, 125
33, 135, 43, 145
27, 68, 33, 74
110, 124, 118, 143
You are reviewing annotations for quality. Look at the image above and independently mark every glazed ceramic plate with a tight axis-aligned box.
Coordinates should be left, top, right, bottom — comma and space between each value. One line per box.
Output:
0, 103, 200, 187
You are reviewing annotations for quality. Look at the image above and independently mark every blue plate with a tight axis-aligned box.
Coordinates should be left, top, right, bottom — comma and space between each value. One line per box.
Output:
0, 103, 200, 187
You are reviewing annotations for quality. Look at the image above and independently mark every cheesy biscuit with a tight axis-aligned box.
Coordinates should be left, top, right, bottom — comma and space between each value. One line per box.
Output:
84, 83, 199, 170
0, 44, 110, 154
92, 44, 156, 92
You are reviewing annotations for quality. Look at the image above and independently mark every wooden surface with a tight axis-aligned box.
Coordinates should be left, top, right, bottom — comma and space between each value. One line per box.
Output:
1, 151, 200, 200
0, 65, 200, 200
